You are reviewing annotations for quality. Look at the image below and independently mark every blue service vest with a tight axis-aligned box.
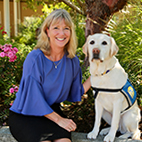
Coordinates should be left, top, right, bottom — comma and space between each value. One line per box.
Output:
92, 79, 137, 113
121, 79, 137, 106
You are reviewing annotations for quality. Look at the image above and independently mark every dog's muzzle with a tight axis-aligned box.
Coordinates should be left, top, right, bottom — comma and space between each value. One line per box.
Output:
91, 48, 100, 61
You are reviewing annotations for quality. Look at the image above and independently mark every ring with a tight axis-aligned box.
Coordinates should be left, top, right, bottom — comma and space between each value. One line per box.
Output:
69, 127, 72, 130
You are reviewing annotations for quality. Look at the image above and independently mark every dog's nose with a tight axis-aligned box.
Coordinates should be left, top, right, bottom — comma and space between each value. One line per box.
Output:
93, 48, 100, 54
92, 48, 100, 60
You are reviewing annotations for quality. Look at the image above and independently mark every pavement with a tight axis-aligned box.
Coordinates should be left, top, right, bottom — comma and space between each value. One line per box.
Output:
0, 126, 142, 142
0, 126, 17, 142
71, 132, 142, 142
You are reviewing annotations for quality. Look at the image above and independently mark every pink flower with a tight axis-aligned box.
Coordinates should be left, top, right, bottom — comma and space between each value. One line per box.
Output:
2, 44, 7, 48
8, 44, 12, 48
8, 51, 14, 58
0, 52, 5, 57
10, 103, 13, 106
4, 53, 8, 57
14, 86, 19, 92
9, 88, 15, 93
9, 55, 17, 62
3, 47, 10, 52
1, 44, 18, 62
13, 47, 18, 53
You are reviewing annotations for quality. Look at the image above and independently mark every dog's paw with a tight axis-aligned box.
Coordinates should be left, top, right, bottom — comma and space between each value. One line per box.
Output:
119, 132, 132, 139
104, 133, 115, 142
100, 127, 110, 135
87, 131, 98, 139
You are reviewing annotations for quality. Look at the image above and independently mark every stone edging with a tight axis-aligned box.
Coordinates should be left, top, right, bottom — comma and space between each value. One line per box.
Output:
1, 126, 142, 142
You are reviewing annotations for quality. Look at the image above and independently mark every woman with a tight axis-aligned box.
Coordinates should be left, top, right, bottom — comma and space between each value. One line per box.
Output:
9, 9, 91, 142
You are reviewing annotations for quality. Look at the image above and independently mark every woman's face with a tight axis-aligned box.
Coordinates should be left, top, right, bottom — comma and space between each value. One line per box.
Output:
46, 19, 71, 50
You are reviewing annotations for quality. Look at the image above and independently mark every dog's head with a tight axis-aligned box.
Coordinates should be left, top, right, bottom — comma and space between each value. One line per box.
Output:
83, 33, 119, 62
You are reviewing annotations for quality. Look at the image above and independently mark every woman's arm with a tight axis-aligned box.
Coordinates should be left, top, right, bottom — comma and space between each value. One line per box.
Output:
83, 76, 91, 93
44, 112, 76, 132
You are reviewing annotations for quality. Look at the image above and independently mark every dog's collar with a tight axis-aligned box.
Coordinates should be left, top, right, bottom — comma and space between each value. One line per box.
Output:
95, 66, 115, 76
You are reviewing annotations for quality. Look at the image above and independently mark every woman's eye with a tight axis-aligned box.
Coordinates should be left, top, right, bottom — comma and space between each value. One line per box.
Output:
65, 27, 70, 30
54, 27, 58, 29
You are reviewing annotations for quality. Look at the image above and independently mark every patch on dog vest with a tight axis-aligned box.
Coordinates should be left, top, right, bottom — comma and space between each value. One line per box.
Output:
121, 79, 137, 107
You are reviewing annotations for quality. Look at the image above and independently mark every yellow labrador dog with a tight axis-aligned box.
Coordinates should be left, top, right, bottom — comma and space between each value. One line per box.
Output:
83, 33, 141, 142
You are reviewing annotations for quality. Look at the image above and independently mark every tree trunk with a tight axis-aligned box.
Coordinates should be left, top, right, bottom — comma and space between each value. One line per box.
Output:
85, 0, 127, 38
83, 0, 127, 67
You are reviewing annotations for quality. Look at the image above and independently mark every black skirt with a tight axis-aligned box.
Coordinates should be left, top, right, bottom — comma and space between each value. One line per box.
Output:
9, 103, 71, 142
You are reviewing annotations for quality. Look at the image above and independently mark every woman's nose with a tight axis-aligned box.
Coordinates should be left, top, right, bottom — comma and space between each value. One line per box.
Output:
59, 29, 65, 35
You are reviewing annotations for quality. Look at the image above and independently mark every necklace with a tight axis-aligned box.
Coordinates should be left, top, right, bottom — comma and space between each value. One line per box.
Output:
50, 56, 62, 69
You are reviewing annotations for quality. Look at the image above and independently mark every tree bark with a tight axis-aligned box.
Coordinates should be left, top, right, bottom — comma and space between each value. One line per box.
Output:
85, 0, 127, 38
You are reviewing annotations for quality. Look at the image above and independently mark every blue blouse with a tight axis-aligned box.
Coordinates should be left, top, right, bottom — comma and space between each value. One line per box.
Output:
10, 49, 84, 116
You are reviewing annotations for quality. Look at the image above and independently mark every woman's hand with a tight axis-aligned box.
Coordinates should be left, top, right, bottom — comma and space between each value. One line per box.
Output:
44, 111, 76, 132
57, 117, 77, 132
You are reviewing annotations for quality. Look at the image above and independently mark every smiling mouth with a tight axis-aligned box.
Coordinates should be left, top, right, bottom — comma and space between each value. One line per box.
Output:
56, 38, 66, 41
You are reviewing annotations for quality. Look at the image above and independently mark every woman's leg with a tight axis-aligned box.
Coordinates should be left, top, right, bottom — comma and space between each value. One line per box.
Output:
41, 141, 51, 142
9, 104, 71, 142
54, 138, 71, 142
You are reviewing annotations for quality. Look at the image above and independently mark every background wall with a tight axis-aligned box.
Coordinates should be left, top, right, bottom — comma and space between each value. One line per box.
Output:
0, 1, 44, 37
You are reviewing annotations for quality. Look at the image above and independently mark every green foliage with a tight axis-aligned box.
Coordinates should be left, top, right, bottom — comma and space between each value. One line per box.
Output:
109, 3, 142, 105
0, 26, 33, 123
15, 16, 42, 45
17, 0, 45, 12
75, 14, 90, 83
0, 2, 142, 125
42, 2, 68, 13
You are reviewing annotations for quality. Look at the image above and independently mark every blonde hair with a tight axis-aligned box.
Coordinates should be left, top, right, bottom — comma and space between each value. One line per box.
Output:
35, 9, 78, 58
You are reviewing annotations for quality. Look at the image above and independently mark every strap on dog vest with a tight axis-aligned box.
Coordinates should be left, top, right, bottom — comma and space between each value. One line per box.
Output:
91, 87, 122, 99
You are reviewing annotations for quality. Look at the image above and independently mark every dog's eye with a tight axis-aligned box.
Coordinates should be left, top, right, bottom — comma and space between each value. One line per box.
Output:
90, 40, 95, 45
102, 41, 107, 45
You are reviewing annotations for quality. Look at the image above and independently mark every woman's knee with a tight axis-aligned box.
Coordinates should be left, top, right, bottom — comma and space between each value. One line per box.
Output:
41, 141, 51, 142
54, 138, 71, 142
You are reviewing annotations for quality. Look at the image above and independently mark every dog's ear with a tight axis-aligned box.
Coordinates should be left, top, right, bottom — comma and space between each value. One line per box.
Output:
82, 36, 90, 56
110, 37, 119, 57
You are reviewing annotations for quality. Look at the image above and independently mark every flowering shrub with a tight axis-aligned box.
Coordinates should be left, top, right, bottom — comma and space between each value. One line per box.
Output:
0, 44, 18, 62
0, 42, 18, 124
9, 85, 19, 94
0, 26, 33, 124
0, 43, 19, 106
0, 42, 30, 124
8, 85, 19, 106
0, 27, 19, 123
0, 84, 19, 123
